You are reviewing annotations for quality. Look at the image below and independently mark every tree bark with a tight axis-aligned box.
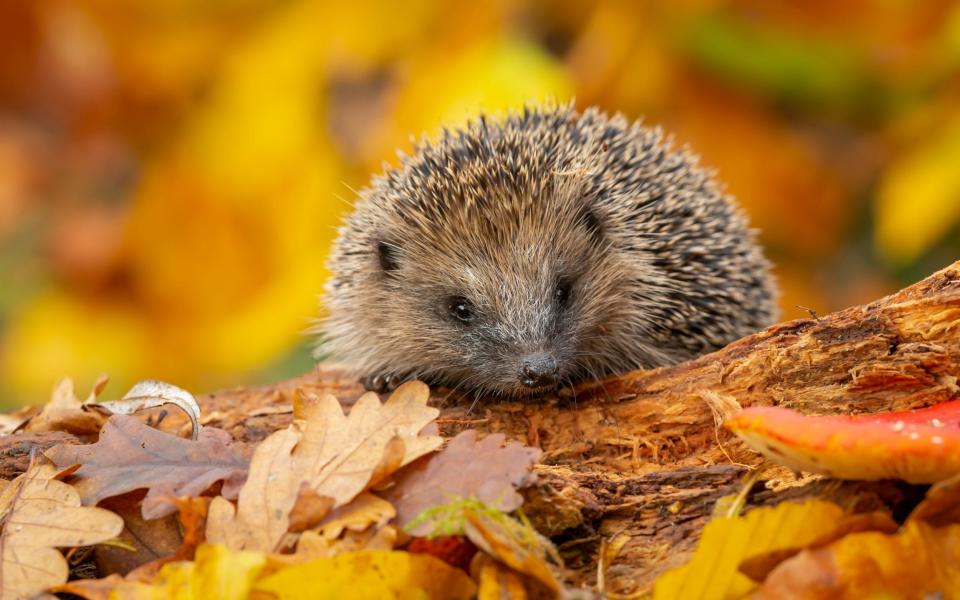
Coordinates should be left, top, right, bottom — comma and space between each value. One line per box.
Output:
6, 260, 960, 593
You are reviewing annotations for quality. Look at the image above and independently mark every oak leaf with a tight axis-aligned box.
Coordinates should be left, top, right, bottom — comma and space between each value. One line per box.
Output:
294, 381, 442, 506
385, 430, 541, 535
22, 376, 109, 436
206, 428, 301, 552
292, 525, 398, 561
45, 415, 249, 519
315, 492, 395, 540
0, 460, 123, 599
207, 381, 441, 553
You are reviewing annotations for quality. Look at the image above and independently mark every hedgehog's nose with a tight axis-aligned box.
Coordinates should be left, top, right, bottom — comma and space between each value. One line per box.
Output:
519, 353, 559, 388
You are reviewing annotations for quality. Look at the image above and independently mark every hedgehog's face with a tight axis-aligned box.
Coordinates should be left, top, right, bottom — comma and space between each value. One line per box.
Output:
364, 196, 625, 397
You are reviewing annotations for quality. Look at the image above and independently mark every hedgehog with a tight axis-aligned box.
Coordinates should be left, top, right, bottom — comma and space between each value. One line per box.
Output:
318, 104, 777, 397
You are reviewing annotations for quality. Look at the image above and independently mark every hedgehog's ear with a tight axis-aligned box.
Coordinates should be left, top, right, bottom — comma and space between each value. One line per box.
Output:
579, 206, 605, 246
376, 240, 400, 274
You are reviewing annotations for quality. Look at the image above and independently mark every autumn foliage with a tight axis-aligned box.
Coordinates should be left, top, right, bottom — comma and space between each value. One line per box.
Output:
0, 380, 555, 598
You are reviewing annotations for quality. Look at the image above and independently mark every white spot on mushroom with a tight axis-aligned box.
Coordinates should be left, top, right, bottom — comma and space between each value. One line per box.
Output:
932, 436, 944, 445
891, 421, 905, 432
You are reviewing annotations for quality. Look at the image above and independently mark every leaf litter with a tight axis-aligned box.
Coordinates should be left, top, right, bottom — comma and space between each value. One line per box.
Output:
6, 377, 548, 598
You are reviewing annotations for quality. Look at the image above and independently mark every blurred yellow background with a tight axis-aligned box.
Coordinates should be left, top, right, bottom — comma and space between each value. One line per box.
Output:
2, 0, 960, 407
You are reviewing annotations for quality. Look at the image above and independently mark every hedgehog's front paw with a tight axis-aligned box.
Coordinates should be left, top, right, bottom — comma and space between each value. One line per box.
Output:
361, 372, 406, 393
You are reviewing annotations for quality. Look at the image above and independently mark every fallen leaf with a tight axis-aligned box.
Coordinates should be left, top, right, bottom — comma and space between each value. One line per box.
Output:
110, 543, 266, 600
252, 550, 476, 600
652, 499, 855, 600
129, 495, 212, 583
385, 429, 541, 536
0, 460, 123, 599
725, 401, 960, 483
737, 510, 898, 582
23, 377, 109, 436
94, 494, 183, 576
45, 415, 249, 519
287, 484, 335, 533
315, 492, 395, 540
93, 380, 202, 441
206, 428, 300, 552
0, 405, 37, 435
472, 552, 529, 600
294, 381, 442, 506
463, 508, 562, 597
207, 382, 440, 553
293, 525, 399, 561
755, 520, 960, 599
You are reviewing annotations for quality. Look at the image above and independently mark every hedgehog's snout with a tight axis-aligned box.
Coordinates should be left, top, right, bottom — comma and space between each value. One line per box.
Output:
518, 352, 559, 388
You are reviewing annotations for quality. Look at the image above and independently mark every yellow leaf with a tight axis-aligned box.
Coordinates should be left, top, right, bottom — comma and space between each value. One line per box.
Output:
652, 499, 851, 600
474, 553, 528, 600
875, 114, 960, 264
756, 520, 960, 598
463, 508, 562, 597
110, 543, 266, 600
0, 461, 123, 600
252, 550, 476, 600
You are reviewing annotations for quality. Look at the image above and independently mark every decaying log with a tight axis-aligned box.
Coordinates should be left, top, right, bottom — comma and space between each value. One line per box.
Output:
2, 260, 958, 593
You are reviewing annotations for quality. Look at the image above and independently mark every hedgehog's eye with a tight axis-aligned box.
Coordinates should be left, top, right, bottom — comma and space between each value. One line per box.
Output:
447, 296, 475, 324
376, 241, 400, 273
555, 280, 572, 308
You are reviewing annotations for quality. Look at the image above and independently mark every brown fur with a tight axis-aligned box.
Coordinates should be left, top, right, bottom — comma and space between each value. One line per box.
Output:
318, 104, 777, 396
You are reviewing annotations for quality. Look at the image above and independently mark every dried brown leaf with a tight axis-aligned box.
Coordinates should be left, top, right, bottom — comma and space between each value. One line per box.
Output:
125, 496, 211, 581
287, 526, 399, 563
288, 484, 335, 533
0, 405, 37, 436
463, 509, 562, 597
0, 460, 123, 599
316, 492, 396, 540
206, 382, 440, 553
385, 430, 541, 535
295, 381, 442, 506
45, 415, 249, 519
22, 377, 108, 436
206, 427, 300, 552
92, 380, 202, 440
93, 494, 182, 576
